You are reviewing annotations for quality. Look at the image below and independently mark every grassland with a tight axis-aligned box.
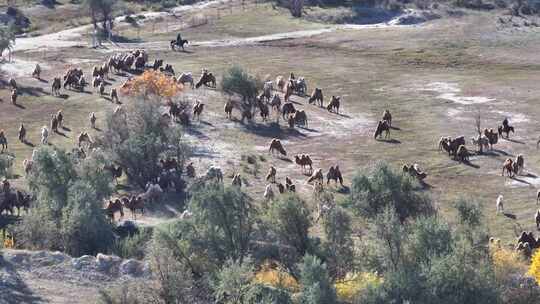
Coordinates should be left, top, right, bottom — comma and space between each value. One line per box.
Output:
3, 3, 540, 244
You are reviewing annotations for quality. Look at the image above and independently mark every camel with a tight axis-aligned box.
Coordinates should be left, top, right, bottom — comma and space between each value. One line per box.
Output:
537, 190, 540, 205
192, 102, 205, 121
105, 164, 123, 183
51, 77, 61, 95
205, 166, 224, 182
134, 56, 145, 70
456, 145, 469, 162
78, 132, 93, 148
51, 114, 58, 133
14, 190, 31, 216
8, 78, 17, 89
270, 94, 281, 113
2, 179, 10, 193
224, 100, 234, 119
496, 195, 504, 214
309, 88, 323, 107
471, 135, 489, 151
56, 110, 64, 129
536, 210, 540, 229
281, 102, 296, 119
99, 82, 105, 96
160, 157, 178, 171
382, 110, 392, 126
10, 89, 17, 105
177, 72, 194, 89
502, 158, 515, 177
275, 75, 286, 92
288, 116, 295, 129
266, 166, 277, 183
439, 136, 465, 157
293, 77, 307, 96
232, 174, 242, 187
262, 81, 273, 101
160, 64, 175, 76
293, 110, 308, 127
41, 126, 49, 144
277, 183, 285, 194
105, 199, 124, 222
258, 100, 270, 122
186, 162, 196, 178
284, 80, 294, 102
264, 184, 274, 200
110, 88, 119, 103
152, 59, 163, 71
326, 166, 344, 186
307, 169, 324, 184
32, 64, 41, 79
402, 163, 427, 181
123, 196, 144, 219
327, 96, 340, 114
295, 154, 313, 174
269, 139, 287, 156
18, 124, 26, 142
89, 112, 97, 129
195, 70, 216, 89
0, 131, 6, 153
23, 159, 34, 175
374, 120, 391, 139
515, 154, 524, 175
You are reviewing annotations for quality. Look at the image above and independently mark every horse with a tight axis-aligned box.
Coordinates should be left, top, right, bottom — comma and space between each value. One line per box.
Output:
170, 39, 189, 51
327, 96, 340, 114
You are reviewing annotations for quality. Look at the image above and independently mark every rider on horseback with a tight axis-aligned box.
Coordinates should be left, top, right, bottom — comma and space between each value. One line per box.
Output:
176, 33, 182, 45
502, 117, 509, 128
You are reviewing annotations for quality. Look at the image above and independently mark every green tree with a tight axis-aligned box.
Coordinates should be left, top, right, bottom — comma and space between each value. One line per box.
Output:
16, 146, 114, 256
0, 24, 15, 61
188, 184, 254, 264
102, 96, 191, 190
322, 206, 355, 280
298, 254, 337, 304
344, 162, 434, 221
221, 65, 262, 102
214, 259, 258, 304
84, 0, 117, 34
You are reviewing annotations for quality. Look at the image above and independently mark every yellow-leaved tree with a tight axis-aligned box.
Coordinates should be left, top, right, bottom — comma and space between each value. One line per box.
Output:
528, 249, 540, 284
120, 70, 183, 101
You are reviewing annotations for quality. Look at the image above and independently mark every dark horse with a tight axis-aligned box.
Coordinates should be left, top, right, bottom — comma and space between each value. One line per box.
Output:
170, 39, 189, 51
498, 124, 514, 139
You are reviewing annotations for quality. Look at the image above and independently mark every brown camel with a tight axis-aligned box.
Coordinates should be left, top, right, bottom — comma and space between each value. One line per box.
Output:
10, 89, 17, 105
105, 199, 124, 222
295, 154, 313, 174
326, 166, 344, 186
269, 139, 287, 156
224, 100, 234, 120
307, 169, 324, 184
502, 158, 514, 177
192, 102, 205, 121
266, 166, 277, 183
327, 96, 340, 114
309, 88, 324, 107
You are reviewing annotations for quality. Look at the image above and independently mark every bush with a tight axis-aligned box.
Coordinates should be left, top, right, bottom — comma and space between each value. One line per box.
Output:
322, 206, 355, 280
298, 254, 337, 304
0, 154, 14, 178
15, 147, 114, 256
334, 272, 382, 302
101, 96, 191, 190
110, 227, 152, 259
344, 162, 434, 222
221, 65, 263, 102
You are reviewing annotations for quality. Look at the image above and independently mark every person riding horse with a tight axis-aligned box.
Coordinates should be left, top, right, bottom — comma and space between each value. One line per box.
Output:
503, 117, 509, 128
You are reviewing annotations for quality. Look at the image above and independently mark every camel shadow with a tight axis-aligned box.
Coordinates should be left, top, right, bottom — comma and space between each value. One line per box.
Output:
511, 176, 532, 185
378, 138, 401, 144
524, 172, 537, 178
14, 103, 25, 109
462, 160, 480, 169
390, 126, 401, 130
336, 113, 352, 118
503, 212, 517, 220
58, 94, 69, 99
55, 130, 68, 138
297, 126, 319, 133
505, 138, 525, 144
37, 78, 48, 83
336, 186, 350, 194
62, 126, 71, 132
200, 121, 214, 127
23, 141, 34, 147
19, 86, 48, 97
279, 157, 293, 162
185, 126, 210, 140
94, 127, 102, 132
